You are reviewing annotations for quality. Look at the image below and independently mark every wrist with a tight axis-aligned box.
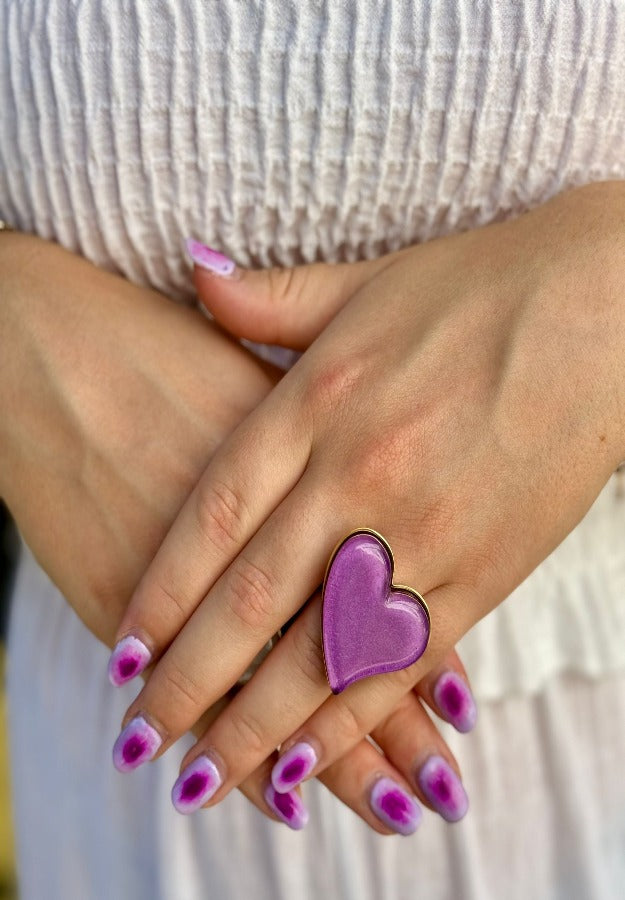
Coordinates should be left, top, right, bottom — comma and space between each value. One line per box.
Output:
533, 181, 625, 469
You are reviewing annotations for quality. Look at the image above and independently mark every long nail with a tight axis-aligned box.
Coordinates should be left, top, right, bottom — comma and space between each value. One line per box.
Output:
185, 238, 238, 278
263, 782, 309, 830
108, 635, 152, 686
417, 755, 469, 822
433, 671, 478, 733
171, 754, 222, 814
369, 777, 422, 836
112, 716, 162, 772
271, 742, 317, 793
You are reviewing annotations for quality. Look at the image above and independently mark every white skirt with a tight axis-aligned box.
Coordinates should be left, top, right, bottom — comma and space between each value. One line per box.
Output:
7, 490, 625, 900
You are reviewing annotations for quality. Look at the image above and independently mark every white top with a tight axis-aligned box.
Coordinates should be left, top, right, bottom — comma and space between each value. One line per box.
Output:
2, 0, 625, 699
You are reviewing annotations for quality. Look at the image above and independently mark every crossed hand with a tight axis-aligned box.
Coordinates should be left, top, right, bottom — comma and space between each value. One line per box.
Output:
4, 182, 623, 835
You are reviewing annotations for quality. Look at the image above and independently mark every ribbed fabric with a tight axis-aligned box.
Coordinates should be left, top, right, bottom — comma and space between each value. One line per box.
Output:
1, 0, 625, 300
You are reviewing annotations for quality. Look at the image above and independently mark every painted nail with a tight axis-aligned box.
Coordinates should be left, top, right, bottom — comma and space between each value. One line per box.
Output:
433, 671, 478, 733
185, 238, 237, 277
171, 754, 222, 814
108, 635, 152, 686
271, 742, 317, 793
263, 782, 309, 830
369, 777, 422, 836
417, 755, 469, 822
112, 716, 162, 772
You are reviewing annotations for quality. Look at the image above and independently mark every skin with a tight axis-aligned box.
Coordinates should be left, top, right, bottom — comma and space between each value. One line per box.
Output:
114, 181, 625, 811
0, 232, 467, 833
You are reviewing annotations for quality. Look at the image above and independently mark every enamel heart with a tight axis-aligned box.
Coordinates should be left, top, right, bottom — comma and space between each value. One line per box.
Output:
321, 530, 430, 694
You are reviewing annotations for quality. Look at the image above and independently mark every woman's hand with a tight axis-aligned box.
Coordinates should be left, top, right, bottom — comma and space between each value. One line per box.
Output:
0, 232, 276, 644
0, 232, 471, 833
110, 181, 625, 810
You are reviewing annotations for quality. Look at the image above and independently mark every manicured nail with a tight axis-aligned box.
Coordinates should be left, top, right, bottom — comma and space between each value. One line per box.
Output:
112, 716, 162, 772
185, 238, 237, 277
369, 777, 422, 836
263, 782, 309, 830
433, 671, 478, 733
108, 635, 151, 686
171, 754, 222, 814
271, 742, 317, 793
417, 755, 469, 822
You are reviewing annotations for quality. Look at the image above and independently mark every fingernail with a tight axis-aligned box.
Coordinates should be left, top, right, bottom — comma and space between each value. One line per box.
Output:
433, 671, 478, 733
112, 716, 162, 772
417, 755, 469, 822
263, 782, 309, 830
108, 635, 152, 686
171, 754, 222, 814
369, 777, 422, 836
185, 238, 237, 278
271, 742, 317, 793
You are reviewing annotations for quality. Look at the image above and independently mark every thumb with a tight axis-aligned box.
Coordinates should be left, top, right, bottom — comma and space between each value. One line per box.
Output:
185, 238, 402, 350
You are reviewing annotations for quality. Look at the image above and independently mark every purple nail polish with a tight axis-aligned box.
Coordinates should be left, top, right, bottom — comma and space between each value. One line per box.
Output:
433, 671, 477, 733
417, 755, 469, 822
263, 782, 309, 830
369, 777, 422, 836
108, 635, 152, 686
171, 755, 222, 814
112, 716, 162, 772
271, 742, 317, 793
185, 238, 237, 277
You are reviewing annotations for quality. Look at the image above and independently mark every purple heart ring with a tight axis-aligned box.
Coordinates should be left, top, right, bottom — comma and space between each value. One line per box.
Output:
321, 529, 431, 694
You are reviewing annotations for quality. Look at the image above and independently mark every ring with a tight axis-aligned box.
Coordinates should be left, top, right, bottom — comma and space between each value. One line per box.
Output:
321, 528, 430, 694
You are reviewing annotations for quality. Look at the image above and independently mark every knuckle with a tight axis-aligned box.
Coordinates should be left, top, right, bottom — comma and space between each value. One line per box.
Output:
391, 661, 422, 692
288, 620, 326, 687
227, 706, 267, 757
153, 578, 189, 622
194, 479, 247, 552
304, 355, 365, 420
332, 698, 368, 745
343, 417, 427, 501
158, 658, 206, 716
268, 265, 302, 309
226, 557, 275, 632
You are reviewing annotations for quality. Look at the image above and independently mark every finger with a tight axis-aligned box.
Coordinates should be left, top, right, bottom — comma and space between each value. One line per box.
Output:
108, 379, 311, 687
371, 691, 469, 822
184, 705, 311, 831
167, 596, 330, 791
316, 739, 422, 836
113, 481, 336, 757
143, 580, 464, 799
173, 734, 423, 837
416, 649, 478, 733
260, 583, 475, 794
186, 238, 411, 350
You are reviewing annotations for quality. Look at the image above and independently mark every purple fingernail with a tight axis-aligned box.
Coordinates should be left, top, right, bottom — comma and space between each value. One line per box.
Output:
185, 238, 237, 277
171, 754, 222, 814
108, 635, 152, 686
263, 782, 309, 830
369, 777, 422, 836
112, 716, 162, 772
433, 671, 478, 733
417, 755, 469, 822
271, 742, 317, 793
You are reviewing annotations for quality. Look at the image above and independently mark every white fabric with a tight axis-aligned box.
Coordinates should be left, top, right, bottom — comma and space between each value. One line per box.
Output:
7, 543, 625, 900
2, 0, 625, 897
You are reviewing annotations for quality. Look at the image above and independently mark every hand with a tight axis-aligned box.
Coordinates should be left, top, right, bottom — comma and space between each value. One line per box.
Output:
0, 232, 471, 833
0, 232, 276, 644
111, 181, 625, 818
